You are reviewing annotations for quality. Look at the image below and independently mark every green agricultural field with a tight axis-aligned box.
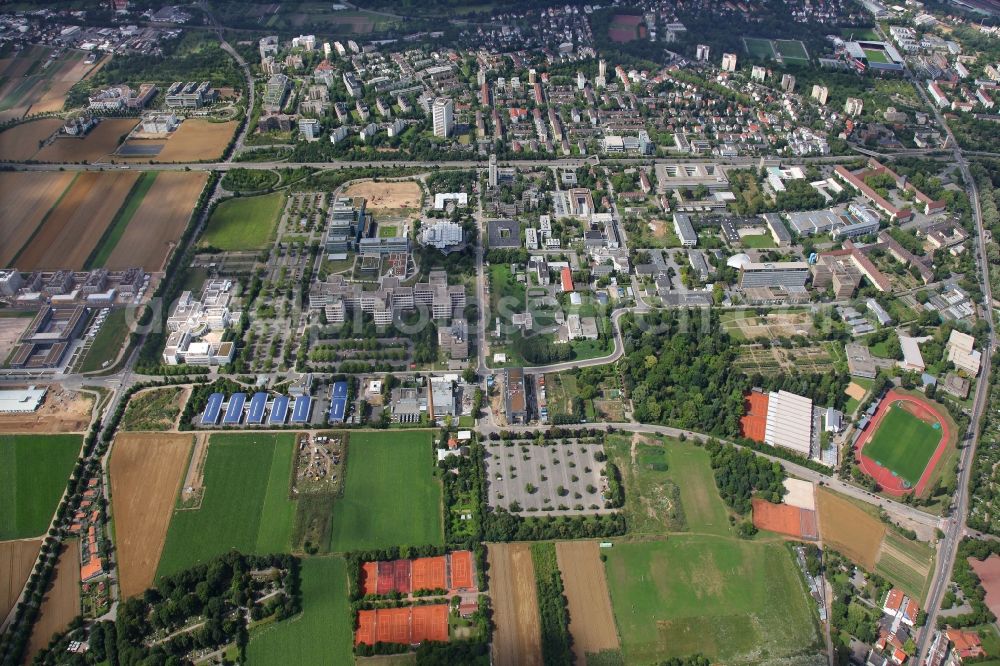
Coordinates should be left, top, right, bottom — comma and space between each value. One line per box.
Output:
328, 431, 442, 552
199, 191, 285, 251
87, 171, 157, 269
604, 537, 822, 664
246, 556, 353, 665
0, 434, 81, 540
740, 233, 776, 249
157, 433, 297, 577
79, 308, 131, 373
862, 404, 942, 486
743, 37, 775, 60
875, 530, 935, 600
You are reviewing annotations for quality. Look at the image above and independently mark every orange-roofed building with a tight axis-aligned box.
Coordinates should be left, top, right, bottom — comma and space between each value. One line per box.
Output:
561, 267, 574, 293
946, 628, 986, 660
81, 557, 103, 581
883, 588, 919, 626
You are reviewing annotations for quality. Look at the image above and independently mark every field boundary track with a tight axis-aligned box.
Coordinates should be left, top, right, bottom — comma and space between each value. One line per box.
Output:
854, 389, 951, 496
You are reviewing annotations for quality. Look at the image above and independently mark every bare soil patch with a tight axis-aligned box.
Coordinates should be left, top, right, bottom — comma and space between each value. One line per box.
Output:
555, 541, 619, 662
110, 432, 194, 598
35, 118, 138, 163
0, 386, 93, 433
0, 118, 62, 161
27, 540, 80, 660
845, 382, 868, 402
29, 52, 93, 114
0, 317, 31, 364
0, 538, 41, 620
0, 171, 74, 266
154, 119, 237, 162
180, 433, 210, 509
16, 170, 138, 270
969, 555, 1000, 618
816, 488, 885, 569
488, 543, 542, 666
344, 180, 422, 210
105, 171, 208, 271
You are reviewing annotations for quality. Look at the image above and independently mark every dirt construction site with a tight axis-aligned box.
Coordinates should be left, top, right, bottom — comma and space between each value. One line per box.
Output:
488, 543, 543, 666
555, 541, 620, 663
0, 387, 93, 433
109, 433, 194, 598
343, 180, 423, 211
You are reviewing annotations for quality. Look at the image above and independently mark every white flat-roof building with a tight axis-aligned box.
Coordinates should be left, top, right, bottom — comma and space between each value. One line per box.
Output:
764, 390, 814, 456
0, 387, 47, 413
433, 193, 468, 210
899, 335, 926, 372
947, 329, 982, 376
420, 221, 463, 250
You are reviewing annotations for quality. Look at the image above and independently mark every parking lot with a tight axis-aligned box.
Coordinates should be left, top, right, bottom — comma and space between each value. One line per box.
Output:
484, 439, 618, 516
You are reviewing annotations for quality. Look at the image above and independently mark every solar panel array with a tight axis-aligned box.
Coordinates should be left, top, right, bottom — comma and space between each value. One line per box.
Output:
199, 392, 302, 427
328, 381, 349, 423
291, 395, 312, 423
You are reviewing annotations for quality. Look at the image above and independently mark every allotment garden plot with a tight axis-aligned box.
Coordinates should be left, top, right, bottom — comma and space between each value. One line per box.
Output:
484, 436, 616, 516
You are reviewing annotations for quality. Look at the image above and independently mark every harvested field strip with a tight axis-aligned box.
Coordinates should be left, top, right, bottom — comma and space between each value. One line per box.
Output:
489, 543, 543, 666
816, 488, 885, 569
86, 171, 157, 269
0, 538, 42, 620
875, 530, 934, 601
26, 540, 80, 660
0, 171, 74, 266
14, 171, 139, 270
110, 433, 194, 598
555, 541, 619, 663
0, 117, 62, 161
34, 118, 138, 163
105, 171, 208, 271
154, 119, 237, 162
6, 171, 79, 267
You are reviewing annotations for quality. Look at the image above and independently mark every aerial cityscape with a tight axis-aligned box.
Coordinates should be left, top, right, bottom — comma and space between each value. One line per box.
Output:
1, 0, 1000, 664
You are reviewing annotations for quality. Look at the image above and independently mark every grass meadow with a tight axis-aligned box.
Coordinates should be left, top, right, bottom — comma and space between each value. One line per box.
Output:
328, 431, 442, 552
0, 434, 81, 539
157, 433, 296, 577
199, 191, 284, 251
863, 404, 942, 486
246, 556, 353, 665
79, 307, 130, 373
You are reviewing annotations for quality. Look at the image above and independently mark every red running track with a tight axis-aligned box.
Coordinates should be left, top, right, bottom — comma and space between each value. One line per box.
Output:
853, 389, 951, 497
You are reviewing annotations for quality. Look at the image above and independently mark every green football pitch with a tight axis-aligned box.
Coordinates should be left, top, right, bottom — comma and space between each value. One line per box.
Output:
862, 404, 942, 486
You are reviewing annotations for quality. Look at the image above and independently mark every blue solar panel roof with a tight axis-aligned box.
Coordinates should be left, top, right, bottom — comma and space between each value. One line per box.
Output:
246, 392, 268, 424
332, 381, 348, 398
328, 397, 347, 423
202, 393, 224, 424
269, 395, 289, 424
223, 392, 246, 424
291, 396, 312, 423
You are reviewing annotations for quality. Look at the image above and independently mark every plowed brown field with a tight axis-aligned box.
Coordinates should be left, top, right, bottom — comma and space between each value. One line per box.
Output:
555, 541, 620, 663
105, 172, 208, 271
0, 118, 62, 161
15, 171, 138, 270
0, 171, 74, 266
0, 539, 41, 620
27, 540, 80, 660
110, 433, 193, 598
817, 488, 885, 569
154, 119, 236, 162
35, 118, 138, 163
488, 543, 542, 666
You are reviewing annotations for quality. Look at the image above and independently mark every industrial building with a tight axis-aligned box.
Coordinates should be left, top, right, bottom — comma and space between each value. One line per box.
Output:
764, 390, 815, 457
504, 367, 527, 424
0, 387, 47, 413
737, 261, 811, 290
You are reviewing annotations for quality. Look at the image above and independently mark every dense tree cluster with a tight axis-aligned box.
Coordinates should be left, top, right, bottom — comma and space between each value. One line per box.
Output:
531, 543, 572, 666
705, 440, 786, 514
484, 509, 625, 542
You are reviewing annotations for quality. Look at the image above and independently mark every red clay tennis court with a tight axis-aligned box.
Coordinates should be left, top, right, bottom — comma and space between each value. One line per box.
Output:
449, 550, 474, 589
752, 498, 818, 540
360, 562, 379, 596
355, 610, 376, 646
740, 391, 769, 442
412, 556, 447, 591
376, 559, 411, 595
376, 607, 411, 644
412, 605, 449, 643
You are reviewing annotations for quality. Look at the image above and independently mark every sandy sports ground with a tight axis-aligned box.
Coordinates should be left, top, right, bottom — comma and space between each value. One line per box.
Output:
0, 118, 63, 161
15, 171, 138, 270
34, 118, 138, 163
816, 488, 885, 569
0, 171, 75, 267
27, 540, 80, 659
153, 119, 237, 162
105, 172, 209, 271
0, 386, 93, 433
488, 543, 543, 666
111, 433, 194, 598
555, 541, 620, 663
0, 539, 42, 620
344, 180, 423, 210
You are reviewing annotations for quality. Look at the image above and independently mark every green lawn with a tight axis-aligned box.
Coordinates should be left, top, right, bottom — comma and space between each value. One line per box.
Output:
743, 37, 775, 59
86, 171, 157, 269
157, 433, 297, 577
328, 431, 442, 552
740, 233, 776, 249
0, 435, 81, 540
199, 191, 285, 251
79, 308, 131, 373
246, 556, 353, 665
489, 263, 526, 321
862, 404, 942, 486
604, 537, 821, 664
864, 47, 891, 64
